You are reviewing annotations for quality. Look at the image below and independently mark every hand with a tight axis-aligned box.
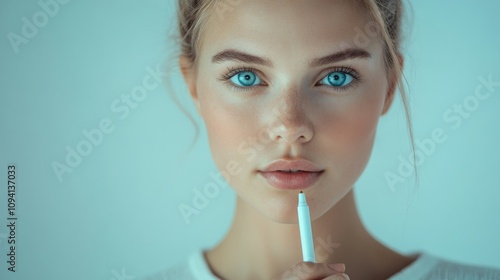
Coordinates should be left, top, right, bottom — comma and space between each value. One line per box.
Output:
272, 262, 350, 280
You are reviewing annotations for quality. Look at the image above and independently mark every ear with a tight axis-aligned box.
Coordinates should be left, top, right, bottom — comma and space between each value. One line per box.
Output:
381, 54, 404, 116
179, 56, 201, 115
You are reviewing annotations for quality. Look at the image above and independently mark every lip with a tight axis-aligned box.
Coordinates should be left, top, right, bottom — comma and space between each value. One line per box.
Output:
258, 159, 324, 190
260, 159, 323, 173
258, 170, 324, 190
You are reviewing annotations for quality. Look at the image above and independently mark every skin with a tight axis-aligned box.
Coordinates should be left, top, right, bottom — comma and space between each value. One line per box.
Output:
180, 0, 418, 279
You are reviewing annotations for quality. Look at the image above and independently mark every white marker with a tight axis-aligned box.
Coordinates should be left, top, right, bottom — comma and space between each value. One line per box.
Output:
297, 191, 316, 262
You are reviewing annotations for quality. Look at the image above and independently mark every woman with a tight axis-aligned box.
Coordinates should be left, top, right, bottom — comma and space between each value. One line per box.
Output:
143, 0, 500, 279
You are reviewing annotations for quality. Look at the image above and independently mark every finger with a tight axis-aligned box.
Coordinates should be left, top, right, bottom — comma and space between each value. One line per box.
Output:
324, 273, 350, 280
327, 263, 345, 273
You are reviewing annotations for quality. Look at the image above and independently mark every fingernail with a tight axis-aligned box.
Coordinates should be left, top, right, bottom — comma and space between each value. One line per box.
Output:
327, 263, 345, 272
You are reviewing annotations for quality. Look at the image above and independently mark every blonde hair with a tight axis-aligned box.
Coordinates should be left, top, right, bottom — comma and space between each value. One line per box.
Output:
170, 0, 418, 188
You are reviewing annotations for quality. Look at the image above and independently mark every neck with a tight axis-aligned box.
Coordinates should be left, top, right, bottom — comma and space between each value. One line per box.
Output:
206, 189, 417, 280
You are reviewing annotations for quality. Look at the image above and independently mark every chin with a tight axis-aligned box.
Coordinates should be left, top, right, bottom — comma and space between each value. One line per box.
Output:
254, 193, 302, 224
262, 210, 299, 224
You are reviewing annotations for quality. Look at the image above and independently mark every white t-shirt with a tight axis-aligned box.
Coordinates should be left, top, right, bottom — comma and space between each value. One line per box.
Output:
140, 250, 500, 280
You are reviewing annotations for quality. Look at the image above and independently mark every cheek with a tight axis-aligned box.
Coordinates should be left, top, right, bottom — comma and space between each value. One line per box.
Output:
199, 87, 263, 180
339, 94, 383, 145
317, 83, 387, 179
310, 87, 386, 217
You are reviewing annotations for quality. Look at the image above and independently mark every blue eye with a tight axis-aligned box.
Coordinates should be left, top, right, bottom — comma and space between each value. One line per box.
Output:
229, 71, 261, 87
319, 71, 354, 88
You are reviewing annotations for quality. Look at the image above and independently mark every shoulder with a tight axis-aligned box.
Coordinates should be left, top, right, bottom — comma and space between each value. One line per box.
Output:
137, 250, 219, 280
390, 252, 500, 280
427, 256, 500, 279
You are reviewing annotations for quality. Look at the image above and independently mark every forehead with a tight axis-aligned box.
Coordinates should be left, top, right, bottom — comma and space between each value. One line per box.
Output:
199, 0, 380, 60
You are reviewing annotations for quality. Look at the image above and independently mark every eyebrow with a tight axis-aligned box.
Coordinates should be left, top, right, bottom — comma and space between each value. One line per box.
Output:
211, 48, 372, 67
310, 48, 372, 67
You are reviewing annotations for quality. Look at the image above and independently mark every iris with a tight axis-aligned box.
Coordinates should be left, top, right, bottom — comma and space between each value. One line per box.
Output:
230, 71, 260, 87
324, 71, 353, 87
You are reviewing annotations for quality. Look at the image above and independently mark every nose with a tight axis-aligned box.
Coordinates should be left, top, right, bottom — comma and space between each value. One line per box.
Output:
267, 92, 314, 144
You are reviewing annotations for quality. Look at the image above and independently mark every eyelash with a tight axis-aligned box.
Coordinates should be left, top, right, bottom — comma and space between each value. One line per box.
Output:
217, 66, 263, 92
217, 66, 361, 92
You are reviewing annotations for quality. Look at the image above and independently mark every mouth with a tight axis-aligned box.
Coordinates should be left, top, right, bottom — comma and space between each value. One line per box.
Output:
258, 170, 324, 190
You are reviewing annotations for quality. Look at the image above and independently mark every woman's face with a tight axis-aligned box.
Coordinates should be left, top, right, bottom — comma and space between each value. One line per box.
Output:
185, 0, 396, 223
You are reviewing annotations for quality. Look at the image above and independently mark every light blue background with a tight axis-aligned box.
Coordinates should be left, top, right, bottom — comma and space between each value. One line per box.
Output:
1, 0, 499, 279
